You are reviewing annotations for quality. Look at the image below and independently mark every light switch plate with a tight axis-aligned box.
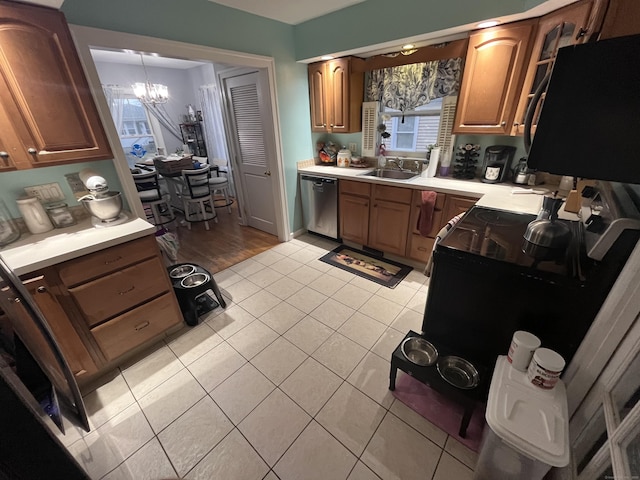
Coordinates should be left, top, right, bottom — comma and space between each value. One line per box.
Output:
24, 183, 65, 203
349, 143, 357, 154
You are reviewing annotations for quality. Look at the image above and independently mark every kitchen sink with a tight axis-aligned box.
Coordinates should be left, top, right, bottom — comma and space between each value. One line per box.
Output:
359, 168, 420, 180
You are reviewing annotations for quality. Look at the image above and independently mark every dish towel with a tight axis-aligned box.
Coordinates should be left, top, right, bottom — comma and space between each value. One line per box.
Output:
424, 213, 465, 276
417, 190, 438, 237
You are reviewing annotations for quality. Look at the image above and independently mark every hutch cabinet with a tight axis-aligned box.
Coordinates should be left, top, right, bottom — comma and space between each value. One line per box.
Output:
180, 122, 208, 157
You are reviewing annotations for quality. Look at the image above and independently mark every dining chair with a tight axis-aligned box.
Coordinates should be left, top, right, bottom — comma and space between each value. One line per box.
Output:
132, 170, 175, 226
193, 156, 233, 214
180, 165, 218, 230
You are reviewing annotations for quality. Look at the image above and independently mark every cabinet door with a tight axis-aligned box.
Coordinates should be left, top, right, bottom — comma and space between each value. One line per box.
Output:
369, 200, 411, 256
0, 2, 112, 169
0, 100, 21, 172
599, 0, 640, 40
512, 1, 594, 136
328, 58, 350, 132
308, 62, 329, 132
443, 195, 477, 222
340, 194, 370, 244
24, 276, 97, 379
453, 20, 536, 135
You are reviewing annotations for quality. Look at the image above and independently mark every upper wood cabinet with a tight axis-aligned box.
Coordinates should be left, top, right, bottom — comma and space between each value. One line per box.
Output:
452, 19, 537, 135
511, 0, 596, 136
599, 0, 640, 39
0, 1, 112, 171
308, 57, 364, 133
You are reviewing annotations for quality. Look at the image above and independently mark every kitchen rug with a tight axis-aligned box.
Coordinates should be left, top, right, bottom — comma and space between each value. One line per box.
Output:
319, 246, 413, 288
392, 372, 486, 452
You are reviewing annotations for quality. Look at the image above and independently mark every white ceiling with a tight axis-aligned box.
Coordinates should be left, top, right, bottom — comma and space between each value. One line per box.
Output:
208, 0, 366, 25
90, 48, 208, 69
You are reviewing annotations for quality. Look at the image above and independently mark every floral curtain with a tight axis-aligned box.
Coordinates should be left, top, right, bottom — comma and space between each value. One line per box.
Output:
365, 58, 462, 116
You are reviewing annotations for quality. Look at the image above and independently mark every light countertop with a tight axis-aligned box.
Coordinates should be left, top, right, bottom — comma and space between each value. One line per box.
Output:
0, 214, 156, 276
298, 165, 576, 218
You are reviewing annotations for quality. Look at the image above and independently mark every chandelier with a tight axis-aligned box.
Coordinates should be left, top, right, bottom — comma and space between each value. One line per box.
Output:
132, 53, 168, 105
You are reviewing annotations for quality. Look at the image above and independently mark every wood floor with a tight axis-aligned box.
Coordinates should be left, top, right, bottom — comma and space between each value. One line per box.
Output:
167, 199, 280, 273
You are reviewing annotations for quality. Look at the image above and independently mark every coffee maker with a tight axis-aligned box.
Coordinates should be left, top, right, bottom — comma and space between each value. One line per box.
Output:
480, 145, 516, 183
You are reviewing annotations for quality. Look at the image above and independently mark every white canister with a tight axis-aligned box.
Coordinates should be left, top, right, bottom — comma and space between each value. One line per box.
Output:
527, 348, 566, 390
337, 148, 352, 167
16, 196, 54, 234
507, 331, 541, 372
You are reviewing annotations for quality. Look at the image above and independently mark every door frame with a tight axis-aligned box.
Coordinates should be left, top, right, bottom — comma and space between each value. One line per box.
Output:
69, 25, 290, 241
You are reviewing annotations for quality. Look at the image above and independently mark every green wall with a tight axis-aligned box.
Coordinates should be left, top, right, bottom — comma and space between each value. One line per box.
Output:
56, 0, 544, 234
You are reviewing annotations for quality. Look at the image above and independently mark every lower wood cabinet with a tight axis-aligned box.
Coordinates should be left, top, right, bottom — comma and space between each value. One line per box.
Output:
368, 185, 412, 256
10, 234, 183, 384
338, 179, 478, 262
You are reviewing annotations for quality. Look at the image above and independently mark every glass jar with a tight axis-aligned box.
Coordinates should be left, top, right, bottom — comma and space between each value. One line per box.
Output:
45, 202, 76, 228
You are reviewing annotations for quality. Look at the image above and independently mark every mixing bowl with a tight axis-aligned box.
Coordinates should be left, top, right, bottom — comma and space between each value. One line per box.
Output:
80, 191, 123, 222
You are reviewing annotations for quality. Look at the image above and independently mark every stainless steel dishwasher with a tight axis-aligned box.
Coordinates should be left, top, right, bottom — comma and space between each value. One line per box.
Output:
300, 174, 339, 240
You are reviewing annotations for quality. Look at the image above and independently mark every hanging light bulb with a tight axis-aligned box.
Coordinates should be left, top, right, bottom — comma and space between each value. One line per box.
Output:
132, 53, 168, 105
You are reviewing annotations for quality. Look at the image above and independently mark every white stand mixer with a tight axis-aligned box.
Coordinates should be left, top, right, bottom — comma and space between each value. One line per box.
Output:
78, 169, 127, 227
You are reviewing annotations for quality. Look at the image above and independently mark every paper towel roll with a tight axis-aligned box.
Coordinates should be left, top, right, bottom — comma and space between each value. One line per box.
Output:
423, 147, 440, 178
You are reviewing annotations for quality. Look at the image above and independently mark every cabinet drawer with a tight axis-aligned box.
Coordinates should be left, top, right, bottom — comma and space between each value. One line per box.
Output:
91, 293, 182, 361
339, 179, 370, 197
373, 184, 412, 204
408, 234, 436, 262
58, 236, 157, 287
69, 257, 169, 327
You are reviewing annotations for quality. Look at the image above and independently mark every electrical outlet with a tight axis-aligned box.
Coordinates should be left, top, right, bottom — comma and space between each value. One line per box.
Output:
23, 183, 65, 203
348, 143, 357, 154
65, 173, 90, 200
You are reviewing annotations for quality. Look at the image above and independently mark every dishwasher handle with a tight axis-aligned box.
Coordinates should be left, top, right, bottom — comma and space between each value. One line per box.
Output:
301, 175, 337, 192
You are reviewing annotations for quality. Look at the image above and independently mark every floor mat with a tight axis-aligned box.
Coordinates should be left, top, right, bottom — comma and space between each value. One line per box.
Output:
392, 373, 486, 452
319, 245, 413, 288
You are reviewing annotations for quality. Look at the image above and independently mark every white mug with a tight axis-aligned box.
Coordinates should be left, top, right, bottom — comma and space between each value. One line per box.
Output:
485, 165, 501, 181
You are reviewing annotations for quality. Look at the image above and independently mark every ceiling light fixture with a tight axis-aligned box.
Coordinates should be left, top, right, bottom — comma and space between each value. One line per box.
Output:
321, 55, 334, 60
402, 44, 415, 50
132, 53, 168, 105
477, 20, 499, 29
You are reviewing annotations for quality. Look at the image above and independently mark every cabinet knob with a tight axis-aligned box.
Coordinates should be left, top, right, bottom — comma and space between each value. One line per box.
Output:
322, 123, 326, 127
27, 147, 37, 155
330, 124, 334, 127
37, 286, 47, 293
0, 151, 8, 158
575, 27, 588, 40
500, 121, 506, 127
513, 122, 519, 127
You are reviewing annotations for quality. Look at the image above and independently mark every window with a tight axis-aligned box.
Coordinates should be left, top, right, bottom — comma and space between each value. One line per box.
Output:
382, 97, 443, 154
119, 97, 157, 156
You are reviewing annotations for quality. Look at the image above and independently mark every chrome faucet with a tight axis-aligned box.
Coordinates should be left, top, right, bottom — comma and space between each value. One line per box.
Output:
386, 158, 404, 170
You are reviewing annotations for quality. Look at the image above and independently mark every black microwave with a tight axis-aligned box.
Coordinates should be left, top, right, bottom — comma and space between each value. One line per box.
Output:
527, 34, 640, 185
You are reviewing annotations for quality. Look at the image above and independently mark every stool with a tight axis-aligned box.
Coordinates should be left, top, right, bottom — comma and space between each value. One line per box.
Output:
132, 170, 175, 226
181, 165, 218, 230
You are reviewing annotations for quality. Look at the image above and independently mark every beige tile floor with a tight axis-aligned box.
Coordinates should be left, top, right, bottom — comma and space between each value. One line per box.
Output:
61, 234, 479, 480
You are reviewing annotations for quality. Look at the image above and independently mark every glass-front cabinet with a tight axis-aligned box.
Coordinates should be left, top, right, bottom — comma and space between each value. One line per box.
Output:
512, 0, 595, 136
572, 326, 640, 479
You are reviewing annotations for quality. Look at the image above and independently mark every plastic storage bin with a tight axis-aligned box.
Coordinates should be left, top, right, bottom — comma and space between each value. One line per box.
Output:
473, 356, 570, 480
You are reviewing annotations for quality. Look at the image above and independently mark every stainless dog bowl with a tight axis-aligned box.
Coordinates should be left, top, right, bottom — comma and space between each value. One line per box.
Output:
401, 337, 438, 367
180, 272, 210, 288
437, 356, 479, 389
170, 264, 196, 279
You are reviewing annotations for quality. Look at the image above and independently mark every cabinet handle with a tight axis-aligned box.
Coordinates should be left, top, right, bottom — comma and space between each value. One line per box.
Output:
0, 151, 8, 158
9, 297, 20, 304
74, 369, 87, 377
27, 147, 37, 155
513, 122, 519, 127
104, 256, 123, 265
37, 286, 47, 293
135, 321, 150, 331
119, 285, 135, 295
575, 27, 588, 40
330, 124, 334, 127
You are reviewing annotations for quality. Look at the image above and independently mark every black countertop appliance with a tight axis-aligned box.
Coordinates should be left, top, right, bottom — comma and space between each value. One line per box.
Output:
480, 145, 516, 184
